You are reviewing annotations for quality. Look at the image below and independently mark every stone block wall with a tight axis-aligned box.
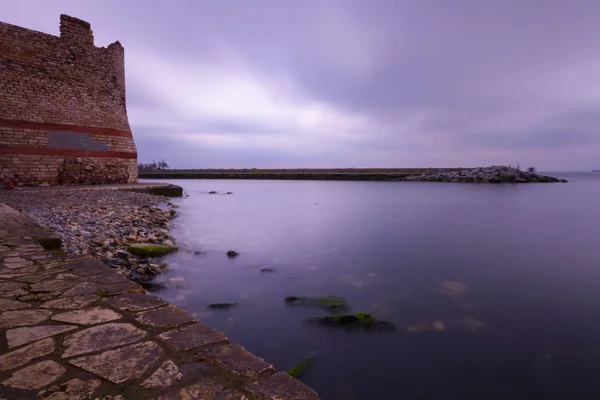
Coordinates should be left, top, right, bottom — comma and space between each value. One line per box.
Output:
0, 15, 138, 185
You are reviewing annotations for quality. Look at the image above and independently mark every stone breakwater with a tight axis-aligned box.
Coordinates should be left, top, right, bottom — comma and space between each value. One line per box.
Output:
0, 203, 319, 399
403, 166, 563, 183
0, 191, 178, 283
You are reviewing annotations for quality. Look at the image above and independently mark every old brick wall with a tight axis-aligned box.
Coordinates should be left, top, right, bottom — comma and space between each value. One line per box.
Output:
0, 14, 138, 185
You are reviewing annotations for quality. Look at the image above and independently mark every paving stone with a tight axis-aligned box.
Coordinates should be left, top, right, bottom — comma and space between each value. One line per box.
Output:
30, 254, 53, 260
96, 281, 144, 296
0, 288, 28, 298
0, 309, 52, 328
31, 280, 77, 293
197, 344, 275, 378
62, 322, 147, 358
141, 360, 182, 389
159, 323, 228, 352
0, 298, 31, 312
60, 282, 98, 297
0, 273, 27, 279
54, 273, 80, 281
15, 274, 48, 283
88, 274, 130, 284
7, 325, 77, 348
0, 282, 27, 293
42, 262, 65, 269
135, 305, 197, 329
2, 257, 27, 263
41, 294, 99, 310
52, 307, 121, 325
2, 360, 66, 390
0, 338, 55, 371
68, 341, 164, 384
40, 378, 101, 400
245, 372, 320, 400
3, 261, 34, 269
20, 292, 61, 302
9, 265, 41, 275
156, 379, 247, 400
103, 293, 167, 312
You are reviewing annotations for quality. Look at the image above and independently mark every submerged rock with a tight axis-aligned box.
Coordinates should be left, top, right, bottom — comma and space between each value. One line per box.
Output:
226, 250, 239, 258
407, 320, 446, 333
308, 312, 394, 330
440, 281, 468, 296
127, 244, 178, 257
208, 191, 217, 194
207, 303, 238, 310
287, 351, 318, 380
260, 268, 275, 273
461, 317, 489, 333
285, 296, 348, 312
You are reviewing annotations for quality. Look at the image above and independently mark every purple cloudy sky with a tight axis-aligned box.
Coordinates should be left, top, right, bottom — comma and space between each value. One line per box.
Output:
4, 0, 600, 170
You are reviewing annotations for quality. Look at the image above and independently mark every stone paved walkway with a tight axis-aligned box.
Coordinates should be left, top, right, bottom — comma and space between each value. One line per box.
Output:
0, 203, 319, 400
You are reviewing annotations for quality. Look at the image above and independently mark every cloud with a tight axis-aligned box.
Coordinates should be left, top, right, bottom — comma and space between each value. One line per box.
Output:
3, 0, 600, 169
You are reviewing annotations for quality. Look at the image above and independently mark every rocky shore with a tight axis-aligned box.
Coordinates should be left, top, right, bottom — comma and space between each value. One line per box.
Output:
0, 190, 178, 284
402, 166, 564, 183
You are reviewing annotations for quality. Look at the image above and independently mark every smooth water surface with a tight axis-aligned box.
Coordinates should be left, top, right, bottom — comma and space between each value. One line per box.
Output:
146, 173, 600, 399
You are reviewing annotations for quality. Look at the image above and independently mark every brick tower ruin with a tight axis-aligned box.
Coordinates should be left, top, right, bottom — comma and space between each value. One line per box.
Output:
0, 15, 138, 186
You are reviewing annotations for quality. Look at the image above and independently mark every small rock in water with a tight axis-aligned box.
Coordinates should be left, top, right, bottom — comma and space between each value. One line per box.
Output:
207, 303, 238, 310
193, 251, 202, 255
260, 268, 275, 273
226, 250, 239, 258
309, 312, 394, 330
209, 191, 217, 194
167, 276, 185, 287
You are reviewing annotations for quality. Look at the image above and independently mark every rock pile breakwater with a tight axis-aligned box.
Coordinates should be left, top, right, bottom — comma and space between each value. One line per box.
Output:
0, 191, 178, 283
403, 166, 563, 183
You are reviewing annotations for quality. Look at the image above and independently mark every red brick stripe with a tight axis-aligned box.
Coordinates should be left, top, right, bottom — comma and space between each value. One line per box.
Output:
0, 119, 133, 138
0, 146, 137, 159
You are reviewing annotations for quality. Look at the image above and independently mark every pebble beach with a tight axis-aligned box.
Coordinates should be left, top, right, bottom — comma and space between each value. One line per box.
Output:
0, 190, 178, 284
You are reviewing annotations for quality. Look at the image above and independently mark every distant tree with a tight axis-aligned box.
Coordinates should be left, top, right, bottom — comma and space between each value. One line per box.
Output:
158, 159, 169, 170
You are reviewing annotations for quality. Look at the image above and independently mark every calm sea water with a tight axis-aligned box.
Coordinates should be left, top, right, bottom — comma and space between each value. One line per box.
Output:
144, 173, 600, 399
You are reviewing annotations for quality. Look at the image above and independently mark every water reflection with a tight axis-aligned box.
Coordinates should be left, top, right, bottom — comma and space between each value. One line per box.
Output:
142, 173, 600, 399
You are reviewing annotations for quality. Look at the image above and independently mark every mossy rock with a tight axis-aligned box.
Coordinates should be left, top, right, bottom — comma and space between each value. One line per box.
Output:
308, 312, 394, 330
127, 244, 178, 257
207, 303, 238, 310
285, 296, 348, 312
287, 352, 318, 379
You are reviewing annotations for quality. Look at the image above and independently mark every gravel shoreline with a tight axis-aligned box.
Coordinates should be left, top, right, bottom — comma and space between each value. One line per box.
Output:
0, 190, 178, 285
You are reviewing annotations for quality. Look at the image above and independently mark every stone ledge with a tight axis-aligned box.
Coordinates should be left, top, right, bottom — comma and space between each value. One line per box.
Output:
0, 202, 320, 399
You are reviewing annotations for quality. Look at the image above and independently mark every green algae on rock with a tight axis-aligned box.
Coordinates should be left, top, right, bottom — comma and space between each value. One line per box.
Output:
127, 244, 178, 257
308, 312, 394, 330
285, 296, 348, 312
287, 352, 318, 380
207, 303, 238, 310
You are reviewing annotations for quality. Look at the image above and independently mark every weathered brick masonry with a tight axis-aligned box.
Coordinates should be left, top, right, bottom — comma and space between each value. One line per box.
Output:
0, 15, 138, 185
